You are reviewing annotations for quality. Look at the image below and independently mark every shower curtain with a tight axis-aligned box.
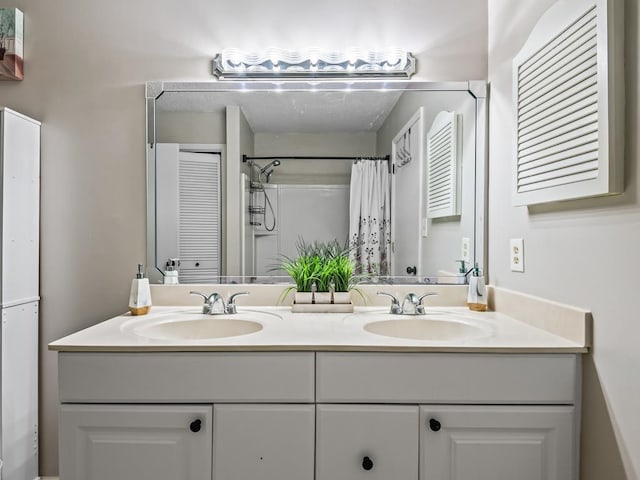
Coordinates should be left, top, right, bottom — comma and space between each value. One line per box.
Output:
349, 159, 391, 275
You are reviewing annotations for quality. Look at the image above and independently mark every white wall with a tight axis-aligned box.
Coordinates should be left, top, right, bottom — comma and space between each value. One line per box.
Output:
157, 111, 226, 144
488, 0, 639, 478
0, 0, 486, 475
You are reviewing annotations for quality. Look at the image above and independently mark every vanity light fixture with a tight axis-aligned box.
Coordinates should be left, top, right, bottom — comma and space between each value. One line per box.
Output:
212, 48, 416, 80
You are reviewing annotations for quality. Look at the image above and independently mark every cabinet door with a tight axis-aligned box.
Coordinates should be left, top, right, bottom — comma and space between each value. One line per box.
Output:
316, 404, 419, 480
59, 404, 212, 480
420, 406, 575, 480
1, 109, 40, 304
1, 303, 38, 480
213, 404, 314, 480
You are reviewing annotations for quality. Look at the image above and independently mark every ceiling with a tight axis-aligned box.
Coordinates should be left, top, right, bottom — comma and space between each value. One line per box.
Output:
156, 90, 404, 133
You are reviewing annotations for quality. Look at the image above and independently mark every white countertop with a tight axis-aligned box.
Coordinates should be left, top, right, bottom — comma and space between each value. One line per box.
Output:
48, 306, 587, 353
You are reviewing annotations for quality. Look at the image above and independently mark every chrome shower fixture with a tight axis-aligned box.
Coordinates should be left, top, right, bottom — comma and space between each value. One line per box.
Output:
259, 159, 281, 175
258, 159, 281, 183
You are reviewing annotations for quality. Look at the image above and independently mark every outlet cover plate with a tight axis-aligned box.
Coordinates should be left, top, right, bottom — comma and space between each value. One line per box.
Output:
461, 237, 471, 263
510, 238, 524, 272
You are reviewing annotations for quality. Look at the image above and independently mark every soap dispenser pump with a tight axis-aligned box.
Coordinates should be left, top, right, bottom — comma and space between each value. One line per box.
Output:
466, 264, 487, 312
129, 263, 152, 316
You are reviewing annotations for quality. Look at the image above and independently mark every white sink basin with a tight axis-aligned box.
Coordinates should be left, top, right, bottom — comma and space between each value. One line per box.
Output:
363, 315, 492, 341
122, 310, 278, 341
135, 317, 262, 340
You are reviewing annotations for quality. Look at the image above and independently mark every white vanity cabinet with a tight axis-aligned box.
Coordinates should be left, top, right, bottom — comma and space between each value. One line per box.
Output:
316, 352, 579, 480
56, 350, 580, 480
59, 405, 213, 480
57, 352, 316, 480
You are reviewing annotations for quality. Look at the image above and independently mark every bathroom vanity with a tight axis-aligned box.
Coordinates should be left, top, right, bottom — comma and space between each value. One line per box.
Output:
50, 300, 587, 480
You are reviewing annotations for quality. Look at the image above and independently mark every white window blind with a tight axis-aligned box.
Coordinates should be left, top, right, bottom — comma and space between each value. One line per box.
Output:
512, 0, 624, 205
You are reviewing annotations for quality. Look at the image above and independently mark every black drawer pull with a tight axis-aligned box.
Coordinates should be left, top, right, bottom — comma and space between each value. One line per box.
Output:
190, 419, 202, 433
362, 455, 374, 471
429, 418, 441, 432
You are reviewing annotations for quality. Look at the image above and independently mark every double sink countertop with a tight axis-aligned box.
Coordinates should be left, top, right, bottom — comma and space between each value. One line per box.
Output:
49, 298, 589, 353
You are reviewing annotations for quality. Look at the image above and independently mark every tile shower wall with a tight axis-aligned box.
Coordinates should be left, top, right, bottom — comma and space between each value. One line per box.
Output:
254, 185, 350, 276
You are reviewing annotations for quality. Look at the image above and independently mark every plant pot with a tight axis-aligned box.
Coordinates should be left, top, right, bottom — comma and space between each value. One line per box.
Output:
294, 292, 314, 304
333, 292, 351, 304
315, 292, 331, 304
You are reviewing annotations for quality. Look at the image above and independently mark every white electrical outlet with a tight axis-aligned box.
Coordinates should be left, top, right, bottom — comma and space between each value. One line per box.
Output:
510, 238, 524, 272
461, 237, 470, 262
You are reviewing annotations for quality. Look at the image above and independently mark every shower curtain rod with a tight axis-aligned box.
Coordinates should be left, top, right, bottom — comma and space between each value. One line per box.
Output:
242, 154, 390, 163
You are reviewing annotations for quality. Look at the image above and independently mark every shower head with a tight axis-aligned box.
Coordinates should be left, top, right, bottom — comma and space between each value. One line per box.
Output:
259, 159, 281, 174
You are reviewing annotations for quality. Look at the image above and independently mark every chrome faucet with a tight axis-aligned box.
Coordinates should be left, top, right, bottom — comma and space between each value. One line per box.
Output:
377, 292, 403, 314
190, 291, 250, 315
377, 291, 438, 315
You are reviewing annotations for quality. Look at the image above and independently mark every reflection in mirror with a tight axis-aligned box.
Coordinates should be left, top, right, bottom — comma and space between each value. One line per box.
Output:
147, 82, 486, 285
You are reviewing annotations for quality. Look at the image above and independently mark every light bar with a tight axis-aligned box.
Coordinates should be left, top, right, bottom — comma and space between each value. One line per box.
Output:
212, 48, 416, 80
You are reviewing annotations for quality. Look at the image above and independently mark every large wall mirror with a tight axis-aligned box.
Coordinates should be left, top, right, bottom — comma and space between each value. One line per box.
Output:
146, 81, 487, 285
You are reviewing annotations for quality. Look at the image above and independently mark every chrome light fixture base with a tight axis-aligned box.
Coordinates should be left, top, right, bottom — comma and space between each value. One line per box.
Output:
212, 48, 416, 80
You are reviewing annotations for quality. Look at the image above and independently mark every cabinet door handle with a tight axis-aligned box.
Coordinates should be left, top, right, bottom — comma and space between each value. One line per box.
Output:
189, 419, 202, 433
362, 456, 374, 471
428, 418, 441, 432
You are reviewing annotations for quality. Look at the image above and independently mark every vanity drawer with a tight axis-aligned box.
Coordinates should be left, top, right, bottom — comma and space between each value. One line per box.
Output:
316, 353, 577, 404
59, 352, 315, 403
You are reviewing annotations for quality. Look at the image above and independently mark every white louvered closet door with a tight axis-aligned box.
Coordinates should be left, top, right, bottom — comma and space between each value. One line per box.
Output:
512, 0, 624, 205
178, 151, 221, 282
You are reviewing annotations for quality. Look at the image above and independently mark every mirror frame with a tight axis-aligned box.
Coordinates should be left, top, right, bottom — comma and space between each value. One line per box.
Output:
145, 80, 487, 285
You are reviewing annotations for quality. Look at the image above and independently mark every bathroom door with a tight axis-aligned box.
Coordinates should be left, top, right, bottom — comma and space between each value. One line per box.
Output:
391, 109, 424, 276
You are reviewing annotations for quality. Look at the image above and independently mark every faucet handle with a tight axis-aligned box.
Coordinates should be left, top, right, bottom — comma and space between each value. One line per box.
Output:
190, 291, 220, 302
415, 293, 438, 314
377, 292, 403, 314
190, 291, 210, 301
226, 291, 250, 314
418, 292, 438, 304
190, 291, 222, 314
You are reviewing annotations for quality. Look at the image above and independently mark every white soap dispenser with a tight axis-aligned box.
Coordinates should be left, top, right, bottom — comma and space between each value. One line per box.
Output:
467, 264, 487, 312
129, 263, 152, 316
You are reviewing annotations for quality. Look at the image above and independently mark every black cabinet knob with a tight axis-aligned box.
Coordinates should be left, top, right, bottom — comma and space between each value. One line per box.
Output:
429, 418, 441, 432
362, 456, 374, 471
406, 266, 417, 275
190, 419, 202, 433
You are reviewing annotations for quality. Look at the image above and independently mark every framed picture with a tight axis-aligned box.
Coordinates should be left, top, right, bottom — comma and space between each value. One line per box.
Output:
0, 8, 24, 80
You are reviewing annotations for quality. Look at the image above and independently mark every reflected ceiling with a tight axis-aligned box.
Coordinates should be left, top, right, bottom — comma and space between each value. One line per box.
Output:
156, 90, 404, 133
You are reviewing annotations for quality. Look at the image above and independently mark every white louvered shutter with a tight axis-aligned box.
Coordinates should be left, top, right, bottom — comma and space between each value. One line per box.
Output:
427, 111, 461, 218
512, 0, 624, 205
178, 152, 221, 283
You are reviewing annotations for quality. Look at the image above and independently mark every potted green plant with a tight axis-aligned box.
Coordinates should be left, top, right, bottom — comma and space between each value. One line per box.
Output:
280, 249, 323, 304
279, 238, 358, 307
